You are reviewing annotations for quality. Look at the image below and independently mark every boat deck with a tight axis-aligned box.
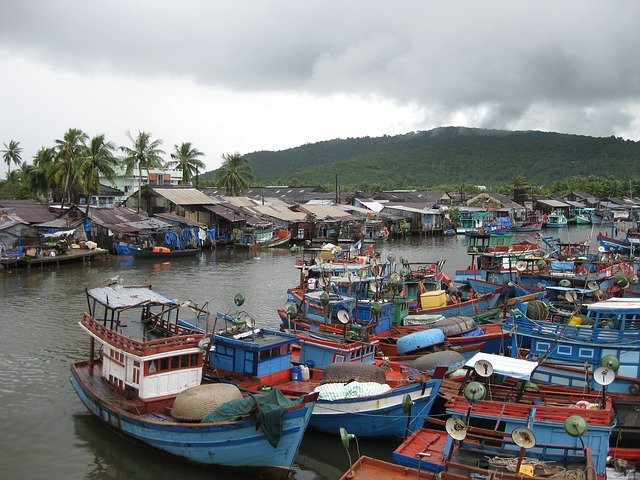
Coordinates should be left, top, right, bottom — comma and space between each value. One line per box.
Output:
72, 360, 163, 416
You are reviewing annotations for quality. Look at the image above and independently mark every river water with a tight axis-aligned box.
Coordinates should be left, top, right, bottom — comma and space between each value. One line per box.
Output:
0, 226, 600, 480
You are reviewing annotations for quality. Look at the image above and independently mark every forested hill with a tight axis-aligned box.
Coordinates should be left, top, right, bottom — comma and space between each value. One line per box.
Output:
212, 127, 640, 188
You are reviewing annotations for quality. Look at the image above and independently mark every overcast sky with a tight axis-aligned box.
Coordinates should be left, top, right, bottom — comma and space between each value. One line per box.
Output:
1, 1, 639, 177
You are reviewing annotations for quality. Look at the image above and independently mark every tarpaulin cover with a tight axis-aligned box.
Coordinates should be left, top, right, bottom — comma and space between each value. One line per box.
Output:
201, 387, 302, 447
551, 261, 575, 270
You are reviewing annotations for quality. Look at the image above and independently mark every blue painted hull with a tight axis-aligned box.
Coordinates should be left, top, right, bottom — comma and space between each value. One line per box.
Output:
504, 315, 640, 385
70, 370, 314, 474
309, 379, 441, 438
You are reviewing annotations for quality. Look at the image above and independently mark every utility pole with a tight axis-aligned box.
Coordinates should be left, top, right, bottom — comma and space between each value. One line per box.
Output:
335, 173, 338, 204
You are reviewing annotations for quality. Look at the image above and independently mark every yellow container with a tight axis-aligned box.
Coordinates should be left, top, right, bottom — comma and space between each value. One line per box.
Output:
568, 315, 582, 326
420, 290, 447, 309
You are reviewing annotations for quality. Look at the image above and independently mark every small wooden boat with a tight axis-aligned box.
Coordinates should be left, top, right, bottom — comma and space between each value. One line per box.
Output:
204, 314, 445, 438
128, 245, 202, 258
545, 210, 568, 228
340, 456, 433, 480
236, 225, 292, 249
71, 282, 317, 478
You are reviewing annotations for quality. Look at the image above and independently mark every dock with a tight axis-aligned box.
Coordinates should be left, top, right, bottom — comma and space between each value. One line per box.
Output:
2, 248, 110, 270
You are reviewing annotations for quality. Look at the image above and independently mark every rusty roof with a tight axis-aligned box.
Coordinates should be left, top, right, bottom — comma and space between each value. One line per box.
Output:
0, 200, 57, 224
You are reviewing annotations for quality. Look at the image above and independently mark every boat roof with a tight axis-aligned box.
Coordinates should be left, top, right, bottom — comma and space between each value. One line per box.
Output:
465, 352, 538, 380
87, 283, 177, 310
587, 297, 640, 312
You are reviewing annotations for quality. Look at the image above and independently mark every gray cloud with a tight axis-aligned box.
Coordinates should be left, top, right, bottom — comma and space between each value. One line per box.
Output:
1, 0, 640, 141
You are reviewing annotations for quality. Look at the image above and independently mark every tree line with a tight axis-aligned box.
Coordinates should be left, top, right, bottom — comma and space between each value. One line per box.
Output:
1, 130, 255, 205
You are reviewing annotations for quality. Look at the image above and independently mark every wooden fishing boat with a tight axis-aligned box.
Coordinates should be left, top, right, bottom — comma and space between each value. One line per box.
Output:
504, 296, 640, 393
393, 422, 601, 479
236, 224, 291, 249
441, 353, 615, 476
203, 313, 445, 438
545, 210, 568, 228
71, 282, 317, 478
128, 245, 202, 258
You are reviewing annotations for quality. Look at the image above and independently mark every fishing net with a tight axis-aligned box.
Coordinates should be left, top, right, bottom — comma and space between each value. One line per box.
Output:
320, 362, 387, 385
171, 383, 243, 422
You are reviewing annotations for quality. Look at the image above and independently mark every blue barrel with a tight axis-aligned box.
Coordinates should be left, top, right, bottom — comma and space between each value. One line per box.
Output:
396, 329, 445, 355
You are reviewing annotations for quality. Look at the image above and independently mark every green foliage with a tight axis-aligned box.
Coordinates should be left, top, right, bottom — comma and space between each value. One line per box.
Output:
213, 152, 254, 196
223, 127, 639, 188
167, 142, 205, 184
2, 140, 23, 176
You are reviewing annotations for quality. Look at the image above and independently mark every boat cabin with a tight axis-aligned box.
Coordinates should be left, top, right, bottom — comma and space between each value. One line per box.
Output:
81, 283, 207, 407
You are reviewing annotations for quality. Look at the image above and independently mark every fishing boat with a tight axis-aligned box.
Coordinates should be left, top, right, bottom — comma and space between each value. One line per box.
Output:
504, 297, 640, 393
204, 309, 445, 438
128, 245, 202, 258
574, 208, 594, 225
70, 281, 317, 478
236, 223, 291, 249
392, 422, 602, 479
545, 210, 568, 228
440, 353, 615, 476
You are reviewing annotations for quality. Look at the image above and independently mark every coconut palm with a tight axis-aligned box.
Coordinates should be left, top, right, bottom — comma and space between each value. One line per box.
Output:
2, 140, 23, 176
167, 142, 205, 186
120, 131, 165, 212
214, 152, 254, 196
75, 134, 119, 216
54, 128, 88, 206
22, 147, 56, 200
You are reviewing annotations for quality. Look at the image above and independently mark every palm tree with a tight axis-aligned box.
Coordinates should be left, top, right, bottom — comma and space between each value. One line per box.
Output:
54, 128, 88, 206
75, 134, 119, 217
2, 140, 23, 176
21, 147, 54, 201
120, 131, 165, 212
214, 152, 254, 196
167, 142, 205, 186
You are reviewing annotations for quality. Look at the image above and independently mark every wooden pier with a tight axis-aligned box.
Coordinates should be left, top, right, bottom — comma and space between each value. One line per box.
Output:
1, 248, 110, 270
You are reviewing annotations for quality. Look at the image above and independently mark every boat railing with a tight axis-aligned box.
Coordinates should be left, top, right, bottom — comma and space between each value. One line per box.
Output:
81, 313, 202, 356
508, 315, 637, 344
446, 396, 613, 426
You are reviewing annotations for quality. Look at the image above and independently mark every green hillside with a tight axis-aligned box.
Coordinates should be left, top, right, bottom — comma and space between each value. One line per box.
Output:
204, 127, 640, 188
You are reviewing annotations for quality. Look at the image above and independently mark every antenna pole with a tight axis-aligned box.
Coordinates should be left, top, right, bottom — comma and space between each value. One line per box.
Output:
515, 446, 526, 475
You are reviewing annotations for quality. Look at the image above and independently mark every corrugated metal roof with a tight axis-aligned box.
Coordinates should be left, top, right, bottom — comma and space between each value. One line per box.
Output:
203, 204, 249, 222
252, 205, 306, 222
0, 200, 56, 224
301, 204, 351, 219
537, 199, 571, 208
150, 187, 215, 205
87, 284, 177, 309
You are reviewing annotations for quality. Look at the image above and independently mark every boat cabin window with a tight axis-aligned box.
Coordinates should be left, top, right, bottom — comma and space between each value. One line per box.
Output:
145, 353, 202, 375
258, 345, 289, 360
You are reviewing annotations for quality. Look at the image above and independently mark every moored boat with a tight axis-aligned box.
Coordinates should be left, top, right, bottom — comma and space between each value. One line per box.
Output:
204, 310, 445, 438
545, 210, 568, 228
71, 281, 317, 478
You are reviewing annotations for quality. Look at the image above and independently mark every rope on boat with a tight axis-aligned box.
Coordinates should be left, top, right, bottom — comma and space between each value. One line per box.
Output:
486, 456, 586, 479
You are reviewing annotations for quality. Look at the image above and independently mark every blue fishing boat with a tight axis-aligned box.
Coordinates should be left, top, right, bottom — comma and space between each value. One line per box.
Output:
442, 353, 615, 476
204, 312, 445, 438
71, 282, 317, 478
504, 297, 640, 393
545, 210, 568, 228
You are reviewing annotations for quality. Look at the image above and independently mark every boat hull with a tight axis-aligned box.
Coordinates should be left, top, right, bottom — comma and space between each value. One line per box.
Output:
70, 365, 314, 476
411, 292, 501, 318
309, 380, 440, 438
